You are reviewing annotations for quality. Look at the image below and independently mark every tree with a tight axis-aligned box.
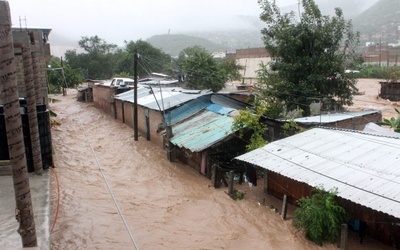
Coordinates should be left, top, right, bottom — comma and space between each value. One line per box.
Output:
180, 47, 227, 91
258, 0, 361, 116
117, 40, 172, 77
78, 35, 117, 54
65, 36, 118, 79
232, 101, 269, 151
47, 57, 84, 92
219, 58, 244, 82
293, 187, 347, 245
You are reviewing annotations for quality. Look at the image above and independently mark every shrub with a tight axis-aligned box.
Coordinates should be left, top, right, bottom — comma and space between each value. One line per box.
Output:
293, 187, 347, 245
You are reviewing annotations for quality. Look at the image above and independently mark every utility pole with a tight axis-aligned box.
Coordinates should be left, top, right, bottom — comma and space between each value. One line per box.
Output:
0, 2, 38, 247
133, 50, 138, 141
379, 37, 382, 67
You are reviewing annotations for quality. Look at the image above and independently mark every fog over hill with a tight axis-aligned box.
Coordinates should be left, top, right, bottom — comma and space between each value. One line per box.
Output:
49, 0, 382, 58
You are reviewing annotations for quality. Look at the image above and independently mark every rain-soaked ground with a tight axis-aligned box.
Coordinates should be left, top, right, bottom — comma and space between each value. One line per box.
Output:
46, 81, 395, 250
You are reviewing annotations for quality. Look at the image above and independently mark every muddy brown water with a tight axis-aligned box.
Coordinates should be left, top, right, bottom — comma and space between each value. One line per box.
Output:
48, 88, 393, 250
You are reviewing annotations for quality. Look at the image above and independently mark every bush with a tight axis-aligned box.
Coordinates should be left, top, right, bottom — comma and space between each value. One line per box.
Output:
293, 187, 347, 245
230, 189, 245, 200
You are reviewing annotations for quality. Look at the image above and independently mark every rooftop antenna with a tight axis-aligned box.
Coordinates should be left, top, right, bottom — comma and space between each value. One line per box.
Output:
298, 0, 301, 18
19, 16, 27, 29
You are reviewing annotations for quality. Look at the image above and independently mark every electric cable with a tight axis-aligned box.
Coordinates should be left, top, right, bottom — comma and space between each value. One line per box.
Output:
81, 118, 140, 250
50, 167, 60, 234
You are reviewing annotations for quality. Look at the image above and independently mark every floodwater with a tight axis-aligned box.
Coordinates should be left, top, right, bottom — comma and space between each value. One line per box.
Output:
48, 88, 392, 250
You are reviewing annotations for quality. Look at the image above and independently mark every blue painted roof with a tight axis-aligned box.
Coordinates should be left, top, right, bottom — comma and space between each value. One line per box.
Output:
170, 111, 236, 152
165, 95, 211, 125
205, 103, 235, 115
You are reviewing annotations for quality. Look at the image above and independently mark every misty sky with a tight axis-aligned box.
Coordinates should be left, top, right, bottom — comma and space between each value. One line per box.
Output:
9, 0, 298, 45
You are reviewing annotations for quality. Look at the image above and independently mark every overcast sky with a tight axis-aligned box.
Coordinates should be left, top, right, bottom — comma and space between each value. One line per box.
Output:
9, 0, 298, 45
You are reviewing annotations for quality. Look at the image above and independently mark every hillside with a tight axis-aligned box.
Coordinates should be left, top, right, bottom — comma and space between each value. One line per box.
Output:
353, 0, 400, 44
146, 34, 230, 57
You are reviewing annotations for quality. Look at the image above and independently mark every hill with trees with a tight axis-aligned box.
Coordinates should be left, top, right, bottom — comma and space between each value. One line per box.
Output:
146, 34, 230, 57
353, 0, 400, 44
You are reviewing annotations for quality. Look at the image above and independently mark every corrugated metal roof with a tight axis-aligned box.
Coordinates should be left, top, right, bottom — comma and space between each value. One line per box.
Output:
166, 96, 211, 125
235, 128, 400, 219
170, 111, 235, 152
115, 87, 210, 111
292, 110, 380, 124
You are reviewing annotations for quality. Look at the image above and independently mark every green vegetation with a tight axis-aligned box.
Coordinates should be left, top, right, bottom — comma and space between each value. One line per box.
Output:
230, 189, 245, 200
117, 40, 172, 77
353, 0, 400, 44
257, 0, 360, 116
232, 101, 270, 151
293, 187, 347, 245
63, 36, 173, 81
282, 120, 306, 137
47, 57, 84, 93
378, 108, 400, 132
178, 46, 227, 91
358, 65, 400, 82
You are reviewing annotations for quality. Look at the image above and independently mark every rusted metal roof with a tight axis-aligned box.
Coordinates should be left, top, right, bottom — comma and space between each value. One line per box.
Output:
236, 128, 400, 219
170, 110, 235, 152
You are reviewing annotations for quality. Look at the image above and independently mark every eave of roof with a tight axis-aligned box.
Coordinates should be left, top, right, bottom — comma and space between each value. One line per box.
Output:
235, 128, 400, 219
170, 110, 236, 152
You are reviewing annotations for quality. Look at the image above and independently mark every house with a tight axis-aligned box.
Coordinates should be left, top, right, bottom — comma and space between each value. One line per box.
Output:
233, 48, 272, 84
292, 110, 382, 130
113, 88, 249, 176
379, 81, 400, 101
168, 94, 247, 176
139, 72, 180, 86
114, 87, 210, 147
236, 127, 400, 247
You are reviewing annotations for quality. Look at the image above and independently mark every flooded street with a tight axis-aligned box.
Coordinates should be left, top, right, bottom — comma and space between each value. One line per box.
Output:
48, 83, 395, 250
49, 90, 330, 250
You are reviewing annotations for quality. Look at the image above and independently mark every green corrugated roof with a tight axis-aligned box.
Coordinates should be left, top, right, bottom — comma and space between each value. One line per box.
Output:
170, 111, 235, 152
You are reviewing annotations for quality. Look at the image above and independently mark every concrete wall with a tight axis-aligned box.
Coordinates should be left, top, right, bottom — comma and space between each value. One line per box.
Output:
114, 98, 165, 148
235, 48, 272, 80
237, 57, 272, 79
93, 85, 117, 117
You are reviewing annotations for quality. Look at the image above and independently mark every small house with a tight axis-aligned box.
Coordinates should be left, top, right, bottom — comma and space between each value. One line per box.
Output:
236, 127, 400, 247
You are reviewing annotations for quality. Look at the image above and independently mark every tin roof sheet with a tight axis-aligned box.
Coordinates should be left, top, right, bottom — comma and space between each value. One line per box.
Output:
292, 110, 380, 124
170, 111, 235, 152
235, 128, 400, 218
115, 87, 209, 111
